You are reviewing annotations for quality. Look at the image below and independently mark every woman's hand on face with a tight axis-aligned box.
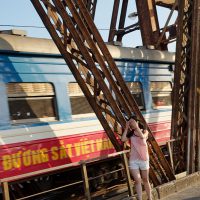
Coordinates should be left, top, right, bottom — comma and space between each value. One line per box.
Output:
130, 119, 139, 130
125, 121, 130, 130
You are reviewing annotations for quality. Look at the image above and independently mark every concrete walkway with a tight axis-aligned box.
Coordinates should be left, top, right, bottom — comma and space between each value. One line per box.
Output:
107, 172, 200, 200
155, 172, 200, 200
160, 182, 200, 200
126, 172, 200, 200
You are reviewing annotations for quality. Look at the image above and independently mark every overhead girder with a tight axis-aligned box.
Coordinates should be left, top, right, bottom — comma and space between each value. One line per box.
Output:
108, 0, 139, 44
155, 0, 178, 9
135, 0, 168, 50
107, 0, 177, 50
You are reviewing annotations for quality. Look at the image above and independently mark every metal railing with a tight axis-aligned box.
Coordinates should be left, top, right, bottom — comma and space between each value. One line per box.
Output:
1, 150, 133, 200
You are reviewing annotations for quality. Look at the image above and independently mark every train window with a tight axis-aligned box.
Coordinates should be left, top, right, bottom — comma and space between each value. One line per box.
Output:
126, 82, 145, 110
68, 82, 94, 117
150, 82, 172, 109
7, 83, 57, 123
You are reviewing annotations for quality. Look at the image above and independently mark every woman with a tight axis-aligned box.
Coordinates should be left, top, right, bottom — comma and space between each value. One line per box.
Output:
121, 117, 152, 200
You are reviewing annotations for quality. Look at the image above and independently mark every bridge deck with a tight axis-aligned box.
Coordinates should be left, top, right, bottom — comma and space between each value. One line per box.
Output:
105, 172, 200, 200
161, 182, 200, 200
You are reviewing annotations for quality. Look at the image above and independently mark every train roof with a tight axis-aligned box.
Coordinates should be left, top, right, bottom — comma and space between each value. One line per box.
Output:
0, 32, 175, 63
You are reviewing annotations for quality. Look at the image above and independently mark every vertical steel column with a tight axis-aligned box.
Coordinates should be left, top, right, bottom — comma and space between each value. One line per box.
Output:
108, 0, 120, 42
187, 0, 200, 173
171, 0, 200, 174
171, 0, 191, 174
198, 85, 200, 171
135, 0, 167, 50
108, 0, 131, 44
2, 182, 10, 200
81, 162, 91, 200
116, 0, 129, 42
121, 152, 134, 197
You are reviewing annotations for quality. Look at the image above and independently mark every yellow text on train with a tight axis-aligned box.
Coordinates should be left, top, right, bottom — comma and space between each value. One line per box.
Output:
1, 138, 114, 171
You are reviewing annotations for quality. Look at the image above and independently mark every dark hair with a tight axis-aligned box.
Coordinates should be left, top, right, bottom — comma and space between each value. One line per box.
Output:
128, 115, 138, 121
126, 115, 146, 138
126, 130, 134, 138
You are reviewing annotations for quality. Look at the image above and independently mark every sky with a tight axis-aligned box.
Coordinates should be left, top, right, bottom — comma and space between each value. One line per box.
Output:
0, 0, 177, 51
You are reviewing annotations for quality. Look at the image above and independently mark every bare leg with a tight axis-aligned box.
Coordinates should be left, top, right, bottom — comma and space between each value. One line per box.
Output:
141, 169, 152, 200
130, 169, 142, 200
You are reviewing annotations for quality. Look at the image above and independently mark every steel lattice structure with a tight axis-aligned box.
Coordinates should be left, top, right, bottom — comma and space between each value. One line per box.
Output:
171, 0, 200, 173
31, 0, 175, 185
108, 0, 177, 50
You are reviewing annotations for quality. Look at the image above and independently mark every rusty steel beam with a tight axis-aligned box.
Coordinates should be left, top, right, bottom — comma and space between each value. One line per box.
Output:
108, 0, 176, 48
171, 0, 200, 174
116, 0, 129, 42
187, 0, 200, 173
156, 0, 175, 3
108, 0, 120, 43
197, 84, 200, 170
31, 0, 175, 185
83, 0, 97, 19
108, 0, 139, 44
155, 0, 178, 9
135, 0, 167, 50
171, 0, 191, 174
155, 0, 178, 48
32, 0, 125, 152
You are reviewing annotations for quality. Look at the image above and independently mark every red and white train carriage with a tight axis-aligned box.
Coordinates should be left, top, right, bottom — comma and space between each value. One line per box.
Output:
0, 30, 175, 180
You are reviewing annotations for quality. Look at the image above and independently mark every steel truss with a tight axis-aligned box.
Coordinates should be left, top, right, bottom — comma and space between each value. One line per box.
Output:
83, 0, 97, 20
108, 0, 177, 50
171, 0, 200, 173
31, 0, 175, 185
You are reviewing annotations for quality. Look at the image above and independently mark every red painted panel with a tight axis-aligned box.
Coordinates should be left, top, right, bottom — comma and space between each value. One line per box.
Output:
149, 121, 171, 131
149, 121, 171, 145
0, 121, 171, 179
0, 131, 116, 179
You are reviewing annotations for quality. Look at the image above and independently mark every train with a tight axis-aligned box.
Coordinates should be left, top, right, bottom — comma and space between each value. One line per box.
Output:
0, 30, 175, 194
